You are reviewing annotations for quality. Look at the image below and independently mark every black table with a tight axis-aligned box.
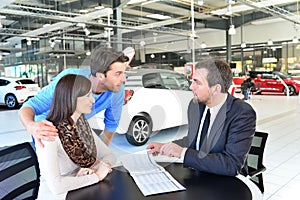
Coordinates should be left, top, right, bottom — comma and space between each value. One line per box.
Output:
66, 163, 252, 200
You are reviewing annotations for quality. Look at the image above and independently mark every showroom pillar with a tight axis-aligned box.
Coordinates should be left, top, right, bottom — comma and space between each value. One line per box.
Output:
115, 0, 129, 51
190, 0, 196, 65
226, 31, 232, 64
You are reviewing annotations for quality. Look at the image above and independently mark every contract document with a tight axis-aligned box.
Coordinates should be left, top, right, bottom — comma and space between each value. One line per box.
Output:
120, 150, 186, 196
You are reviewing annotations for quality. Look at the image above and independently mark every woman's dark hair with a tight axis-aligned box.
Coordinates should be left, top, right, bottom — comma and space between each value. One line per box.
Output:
47, 74, 91, 126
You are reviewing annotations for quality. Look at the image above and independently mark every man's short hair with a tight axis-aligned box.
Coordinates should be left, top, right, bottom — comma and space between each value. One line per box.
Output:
195, 59, 232, 93
90, 47, 129, 76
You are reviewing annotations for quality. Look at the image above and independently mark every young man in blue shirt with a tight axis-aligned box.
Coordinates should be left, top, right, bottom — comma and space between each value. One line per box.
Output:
19, 47, 129, 147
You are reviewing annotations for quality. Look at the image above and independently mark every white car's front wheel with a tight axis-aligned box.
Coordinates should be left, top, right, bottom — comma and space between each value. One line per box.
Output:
126, 116, 152, 146
5, 94, 18, 109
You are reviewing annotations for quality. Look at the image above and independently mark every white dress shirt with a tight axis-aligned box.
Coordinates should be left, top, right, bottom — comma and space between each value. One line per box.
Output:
179, 94, 228, 160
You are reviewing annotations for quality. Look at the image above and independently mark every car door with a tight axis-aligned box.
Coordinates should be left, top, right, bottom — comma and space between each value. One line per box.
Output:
0, 79, 9, 103
158, 72, 193, 130
260, 73, 282, 92
122, 71, 193, 133
118, 72, 169, 133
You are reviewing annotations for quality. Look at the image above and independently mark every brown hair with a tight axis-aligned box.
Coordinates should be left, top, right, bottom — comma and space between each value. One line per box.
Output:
195, 59, 232, 92
90, 46, 129, 76
47, 74, 91, 125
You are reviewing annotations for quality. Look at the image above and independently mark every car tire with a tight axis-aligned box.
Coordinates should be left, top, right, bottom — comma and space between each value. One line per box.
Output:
126, 116, 152, 146
284, 85, 295, 96
5, 94, 18, 109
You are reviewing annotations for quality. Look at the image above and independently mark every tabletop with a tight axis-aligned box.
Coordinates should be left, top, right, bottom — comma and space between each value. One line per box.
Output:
66, 163, 252, 200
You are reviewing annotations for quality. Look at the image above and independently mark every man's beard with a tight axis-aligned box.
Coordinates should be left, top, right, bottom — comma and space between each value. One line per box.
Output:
192, 96, 198, 103
93, 91, 102, 95
92, 81, 112, 94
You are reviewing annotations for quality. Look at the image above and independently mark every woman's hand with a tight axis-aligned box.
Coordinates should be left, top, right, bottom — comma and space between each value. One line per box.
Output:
95, 161, 112, 181
76, 168, 95, 176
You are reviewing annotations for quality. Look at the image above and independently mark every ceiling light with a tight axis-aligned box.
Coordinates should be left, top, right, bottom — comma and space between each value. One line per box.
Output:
49, 37, 59, 48
128, 0, 147, 5
146, 14, 171, 20
79, 9, 88, 13
150, 54, 155, 58
228, 25, 236, 35
292, 36, 299, 43
50, 42, 55, 48
26, 37, 39, 46
197, 0, 204, 6
0, 22, 3, 28
103, 30, 108, 38
251, 18, 284, 25
200, 42, 207, 49
43, 24, 51, 28
84, 28, 90, 36
86, 50, 91, 56
26, 39, 32, 46
267, 39, 273, 46
241, 42, 246, 48
77, 23, 86, 28
142, 0, 161, 5
243, 48, 255, 51
95, 6, 104, 10
140, 41, 146, 46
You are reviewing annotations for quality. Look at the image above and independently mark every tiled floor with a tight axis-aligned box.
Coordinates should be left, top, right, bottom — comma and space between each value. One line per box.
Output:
1, 94, 300, 199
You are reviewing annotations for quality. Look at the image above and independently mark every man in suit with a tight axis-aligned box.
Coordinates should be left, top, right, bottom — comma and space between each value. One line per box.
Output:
147, 59, 256, 176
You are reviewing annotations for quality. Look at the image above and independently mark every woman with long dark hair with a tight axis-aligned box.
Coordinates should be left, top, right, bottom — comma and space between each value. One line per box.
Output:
36, 74, 116, 199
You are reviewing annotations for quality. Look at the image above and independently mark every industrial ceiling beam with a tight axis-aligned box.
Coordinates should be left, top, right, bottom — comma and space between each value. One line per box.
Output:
237, 0, 300, 24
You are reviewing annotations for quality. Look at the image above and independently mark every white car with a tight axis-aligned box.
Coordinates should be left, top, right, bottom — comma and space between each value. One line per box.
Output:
92, 69, 194, 146
0, 77, 40, 109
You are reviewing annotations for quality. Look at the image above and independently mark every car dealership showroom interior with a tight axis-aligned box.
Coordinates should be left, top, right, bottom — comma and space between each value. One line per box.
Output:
1, 0, 300, 200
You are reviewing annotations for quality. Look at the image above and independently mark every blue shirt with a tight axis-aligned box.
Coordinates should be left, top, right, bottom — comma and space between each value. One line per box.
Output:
22, 68, 124, 133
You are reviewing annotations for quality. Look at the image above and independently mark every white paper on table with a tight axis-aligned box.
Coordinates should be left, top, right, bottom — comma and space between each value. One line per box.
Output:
120, 150, 186, 196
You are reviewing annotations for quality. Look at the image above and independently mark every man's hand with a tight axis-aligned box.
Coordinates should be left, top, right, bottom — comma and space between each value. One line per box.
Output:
27, 120, 58, 148
19, 107, 58, 148
160, 142, 183, 158
146, 142, 164, 156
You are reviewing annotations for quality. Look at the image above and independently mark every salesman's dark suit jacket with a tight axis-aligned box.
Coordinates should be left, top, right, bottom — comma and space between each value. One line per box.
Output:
173, 93, 256, 176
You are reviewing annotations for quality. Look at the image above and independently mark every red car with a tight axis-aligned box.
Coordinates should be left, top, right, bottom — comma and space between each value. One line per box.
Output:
233, 72, 300, 96
253, 72, 300, 96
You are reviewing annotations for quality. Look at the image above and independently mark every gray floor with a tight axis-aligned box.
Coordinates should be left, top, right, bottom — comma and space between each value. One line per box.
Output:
1, 95, 300, 200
